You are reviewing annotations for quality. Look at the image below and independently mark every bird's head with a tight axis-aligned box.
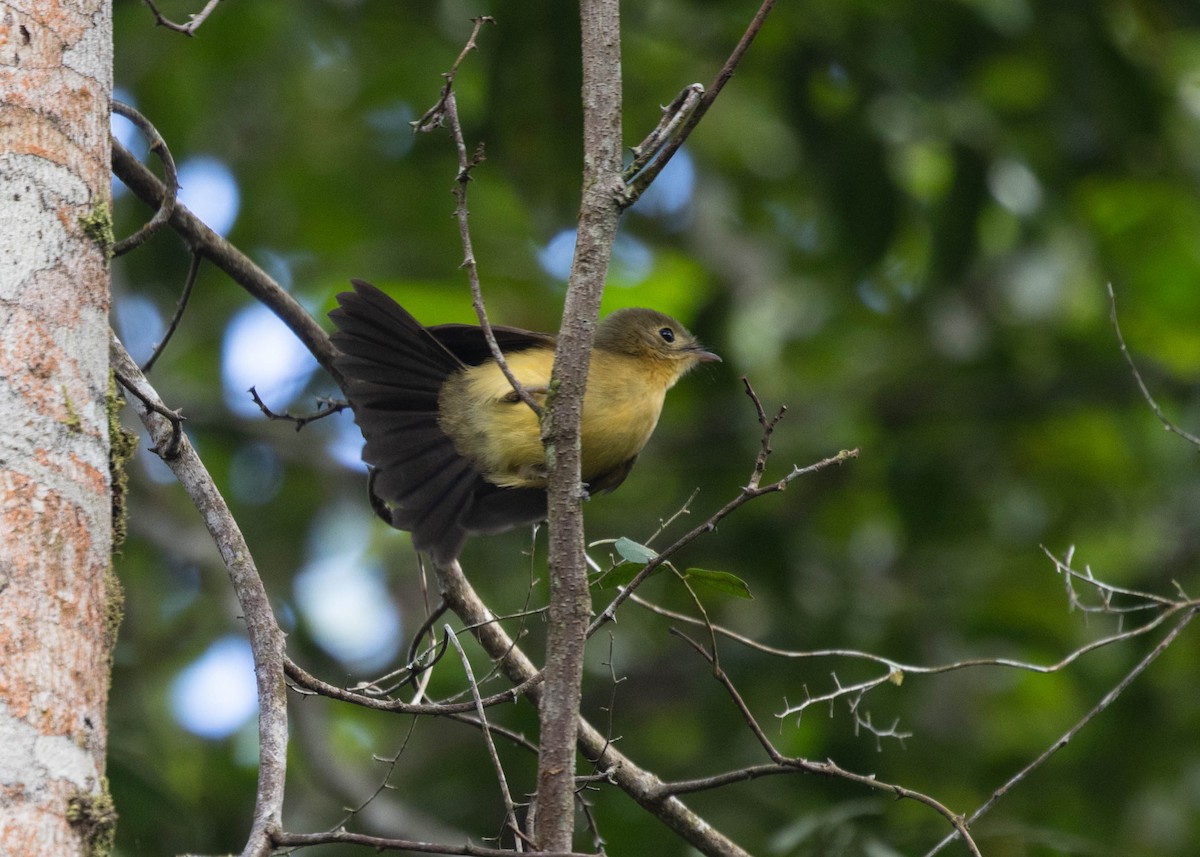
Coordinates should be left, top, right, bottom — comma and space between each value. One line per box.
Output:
593, 308, 720, 376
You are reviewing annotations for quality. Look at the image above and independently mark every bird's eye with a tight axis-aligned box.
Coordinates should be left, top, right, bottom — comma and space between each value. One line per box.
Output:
658, 327, 675, 343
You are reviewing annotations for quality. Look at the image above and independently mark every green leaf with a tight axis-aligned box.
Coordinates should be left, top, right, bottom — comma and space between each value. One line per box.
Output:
590, 563, 641, 590
614, 536, 658, 565
683, 568, 754, 600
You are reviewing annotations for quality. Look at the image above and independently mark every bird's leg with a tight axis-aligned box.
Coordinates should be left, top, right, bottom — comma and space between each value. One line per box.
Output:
514, 462, 549, 482
500, 384, 549, 404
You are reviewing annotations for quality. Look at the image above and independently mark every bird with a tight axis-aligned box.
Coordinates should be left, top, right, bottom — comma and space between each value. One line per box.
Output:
329, 279, 719, 564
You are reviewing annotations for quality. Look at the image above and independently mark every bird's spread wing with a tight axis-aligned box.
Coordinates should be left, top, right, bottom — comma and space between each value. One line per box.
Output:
330, 280, 484, 562
330, 279, 547, 562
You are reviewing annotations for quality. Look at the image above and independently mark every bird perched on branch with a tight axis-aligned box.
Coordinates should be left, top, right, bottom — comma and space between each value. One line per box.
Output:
329, 279, 719, 564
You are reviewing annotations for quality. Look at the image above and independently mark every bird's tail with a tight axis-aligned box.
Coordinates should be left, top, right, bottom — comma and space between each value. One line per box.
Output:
329, 279, 482, 562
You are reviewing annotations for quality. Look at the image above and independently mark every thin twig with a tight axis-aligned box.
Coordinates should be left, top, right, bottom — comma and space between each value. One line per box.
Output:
580, 633, 624, 794
589, 379, 858, 636
621, 0, 778, 208
1045, 543, 1179, 609
283, 656, 541, 716
328, 716, 422, 832
411, 17, 497, 133
110, 366, 186, 460
111, 139, 341, 379
924, 604, 1200, 857
640, 487, 700, 547
669, 629, 981, 856
621, 546, 1196, 735
142, 0, 224, 36
142, 252, 200, 372
111, 101, 178, 257
434, 558, 755, 857
427, 18, 543, 416
624, 84, 705, 181
742, 377, 787, 490
532, 0, 629, 846
1107, 283, 1200, 448
447, 713, 541, 756
404, 600, 452, 682
271, 828, 595, 857
248, 386, 350, 431
445, 627, 527, 850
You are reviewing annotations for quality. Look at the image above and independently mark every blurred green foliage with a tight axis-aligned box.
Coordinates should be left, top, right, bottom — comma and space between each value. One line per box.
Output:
110, 0, 1200, 855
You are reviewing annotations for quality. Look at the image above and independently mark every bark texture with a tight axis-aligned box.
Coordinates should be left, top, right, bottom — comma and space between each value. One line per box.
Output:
533, 0, 625, 849
0, 2, 115, 854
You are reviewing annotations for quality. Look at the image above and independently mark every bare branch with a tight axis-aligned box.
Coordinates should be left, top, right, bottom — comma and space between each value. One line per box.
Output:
623, 83, 705, 180
621, 0, 778, 208
1107, 283, 1200, 448
111, 101, 178, 257
444, 627, 527, 850
447, 713, 541, 756
110, 333, 287, 857
434, 558, 755, 857
325, 716, 423, 833
427, 18, 543, 417
625, 544, 1195, 739
141, 252, 200, 373
283, 655, 540, 717
924, 603, 1200, 857
640, 486, 700, 546
111, 139, 340, 380
271, 828, 595, 857
110, 368, 185, 460
248, 386, 350, 431
532, 0, 627, 848
669, 629, 981, 856
142, 0, 224, 36
411, 17, 497, 133
1046, 543, 1179, 611
589, 381, 858, 636
742, 377, 788, 490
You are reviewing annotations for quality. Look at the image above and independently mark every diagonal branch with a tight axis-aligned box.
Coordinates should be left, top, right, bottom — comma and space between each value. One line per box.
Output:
1107, 282, 1200, 448
424, 17, 543, 416
271, 827, 594, 857
589, 379, 858, 636
669, 630, 981, 856
111, 138, 340, 380
142, 0, 225, 36
621, 0, 778, 208
924, 603, 1200, 857
110, 333, 287, 857
141, 251, 200, 372
444, 628, 527, 850
434, 558, 754, 857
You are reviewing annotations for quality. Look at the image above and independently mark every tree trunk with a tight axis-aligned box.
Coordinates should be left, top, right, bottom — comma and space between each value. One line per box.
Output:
0, 1, 116, 854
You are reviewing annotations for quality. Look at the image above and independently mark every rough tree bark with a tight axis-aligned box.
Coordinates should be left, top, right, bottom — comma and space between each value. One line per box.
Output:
0, 1, 116, 854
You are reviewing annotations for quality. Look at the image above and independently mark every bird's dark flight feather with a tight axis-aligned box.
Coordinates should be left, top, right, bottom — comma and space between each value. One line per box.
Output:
428, 323, 557, 365
330, 279, 551, 563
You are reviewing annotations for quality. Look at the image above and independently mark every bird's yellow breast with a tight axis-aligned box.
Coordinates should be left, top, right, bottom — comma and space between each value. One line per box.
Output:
437, 347, 682, 489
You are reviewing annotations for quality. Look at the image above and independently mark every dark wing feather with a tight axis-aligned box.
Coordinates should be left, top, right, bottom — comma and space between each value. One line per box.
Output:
331, 280, 484, 562
330, 279, 550, 562
462, 484, 548, 535
429, 323, 556, 366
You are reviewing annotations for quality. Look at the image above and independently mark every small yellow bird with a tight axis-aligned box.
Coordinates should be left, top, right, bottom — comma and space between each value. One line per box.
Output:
330, 279, 719, 562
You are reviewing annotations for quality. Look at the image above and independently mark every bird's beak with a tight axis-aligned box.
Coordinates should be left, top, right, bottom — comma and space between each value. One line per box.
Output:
693, 348, 721, 363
